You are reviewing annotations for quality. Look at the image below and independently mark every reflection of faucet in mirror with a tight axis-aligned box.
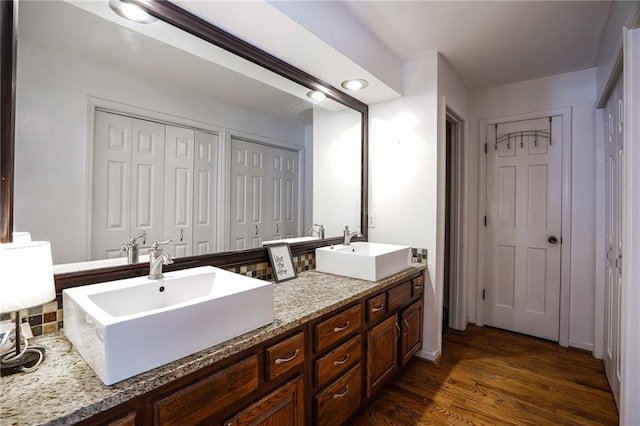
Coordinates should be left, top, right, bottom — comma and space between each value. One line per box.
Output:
343, 226, 361, 246
309, 224, 325, 239
121, 231, 146, 265
148, 240, 174, 280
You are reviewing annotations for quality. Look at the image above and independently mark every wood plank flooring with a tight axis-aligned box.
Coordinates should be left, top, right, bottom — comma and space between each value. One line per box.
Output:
351, 325, 618, 425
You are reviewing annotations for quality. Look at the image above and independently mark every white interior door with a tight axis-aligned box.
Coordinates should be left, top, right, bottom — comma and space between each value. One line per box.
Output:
604, 75, 623, 406
92, 111, 132, 259
130, 118, 165, 253
230, 138, 267, 249
192, 130, 218, 256
267, 147, 299, 241
484, 116, 562, 341
164, 125, 194, 257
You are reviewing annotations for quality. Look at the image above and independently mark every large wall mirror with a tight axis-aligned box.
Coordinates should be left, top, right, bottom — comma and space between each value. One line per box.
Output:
0, 0, 368, 288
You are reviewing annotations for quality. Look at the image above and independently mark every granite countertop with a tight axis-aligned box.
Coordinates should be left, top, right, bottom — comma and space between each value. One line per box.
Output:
0, 265, 425, 426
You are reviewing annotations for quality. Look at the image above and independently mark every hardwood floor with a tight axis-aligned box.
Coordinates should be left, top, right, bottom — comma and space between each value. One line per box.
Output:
351, 325, 618, 425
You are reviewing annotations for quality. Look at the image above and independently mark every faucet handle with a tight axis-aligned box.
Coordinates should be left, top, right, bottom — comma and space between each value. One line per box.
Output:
150, 239, 174, 251
128, 231, 146, 245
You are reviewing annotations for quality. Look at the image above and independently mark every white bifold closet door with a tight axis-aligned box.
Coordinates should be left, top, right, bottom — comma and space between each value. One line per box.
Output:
230, 137, 299, 250
267, 147, 298, 241
603, 75, 623, 407
93, 111, 218, 260
92, 111, 165, 259
229, 138, 268, 250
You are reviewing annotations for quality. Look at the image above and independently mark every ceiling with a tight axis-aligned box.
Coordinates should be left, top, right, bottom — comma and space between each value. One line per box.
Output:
341, 1, 612, 90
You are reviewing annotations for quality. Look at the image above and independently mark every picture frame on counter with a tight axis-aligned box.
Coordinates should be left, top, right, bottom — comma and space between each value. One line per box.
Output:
266, 243, 297, 283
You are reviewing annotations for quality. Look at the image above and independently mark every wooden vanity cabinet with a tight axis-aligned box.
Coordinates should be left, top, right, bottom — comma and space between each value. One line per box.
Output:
365, 314, 398, 397
401, 298, 424, 366
78, 269, 425, 426
224, 377, 305, 426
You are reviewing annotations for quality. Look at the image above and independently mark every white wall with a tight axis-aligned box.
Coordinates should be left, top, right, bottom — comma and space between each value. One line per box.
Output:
15, 38, 306, 264
437, 54, 471, 334
312, 108, 362, 237
468, 68, 598, 350
369, 51, 440, 359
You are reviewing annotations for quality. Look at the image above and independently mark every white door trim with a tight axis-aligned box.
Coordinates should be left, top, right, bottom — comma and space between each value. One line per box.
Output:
476, 107, 572, 347
445, 107, 467, 331
621, 26, 640, 426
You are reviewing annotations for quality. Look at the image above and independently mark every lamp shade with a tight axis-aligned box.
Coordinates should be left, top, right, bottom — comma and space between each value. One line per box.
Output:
0, 241, 55, 313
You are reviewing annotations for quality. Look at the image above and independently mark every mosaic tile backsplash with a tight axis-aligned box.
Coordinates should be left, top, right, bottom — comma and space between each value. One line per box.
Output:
1, 248, 425, 337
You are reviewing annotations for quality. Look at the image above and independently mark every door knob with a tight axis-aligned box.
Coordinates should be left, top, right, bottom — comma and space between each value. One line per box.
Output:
548, 236, 558, 245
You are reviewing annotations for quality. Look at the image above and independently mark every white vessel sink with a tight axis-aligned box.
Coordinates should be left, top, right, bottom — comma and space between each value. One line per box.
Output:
315, 242, 411, 281
63, 266, 273, 385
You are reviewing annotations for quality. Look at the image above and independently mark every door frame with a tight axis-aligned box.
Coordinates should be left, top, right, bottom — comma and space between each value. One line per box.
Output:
445, 107, 466, 331
476, 107, 572, 347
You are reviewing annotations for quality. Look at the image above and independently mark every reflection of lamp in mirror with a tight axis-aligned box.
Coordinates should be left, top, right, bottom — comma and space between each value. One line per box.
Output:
0, 241, 55, 376
109, 0, 157, 24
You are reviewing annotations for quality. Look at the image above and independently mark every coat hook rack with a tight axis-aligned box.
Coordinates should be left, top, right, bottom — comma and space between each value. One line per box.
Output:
495, 129, 551, 150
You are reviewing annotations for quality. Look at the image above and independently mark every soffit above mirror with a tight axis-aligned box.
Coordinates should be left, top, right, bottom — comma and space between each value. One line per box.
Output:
172, 0, 404, 105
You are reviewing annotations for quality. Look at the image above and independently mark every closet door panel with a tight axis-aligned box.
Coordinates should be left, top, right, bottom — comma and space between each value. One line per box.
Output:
165, 126, 194, 257
193, 130, 219, 255
131, 118, 165, 252
92, 111, 132, 259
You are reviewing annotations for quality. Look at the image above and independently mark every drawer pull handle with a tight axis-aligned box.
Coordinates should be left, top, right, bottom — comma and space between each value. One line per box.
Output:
333, 384, 350, 399
333, 321, 350, 333
414, 284, 423, 290
404, 319, 410, 334
333, 353, 350, 367
275, 348, 300, 364
371, 304, 384, 313
394, 322, 401, 340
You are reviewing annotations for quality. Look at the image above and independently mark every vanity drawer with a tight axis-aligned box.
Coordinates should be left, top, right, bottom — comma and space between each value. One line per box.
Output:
388, 281, 412, 311
266, 332, 305, 381
412, 275, 424, 297
315, 304, 361, 353
315, 334, 361, 388
315, 364, 362, 426
366, 293, 387, 323
154, 355, 259, 425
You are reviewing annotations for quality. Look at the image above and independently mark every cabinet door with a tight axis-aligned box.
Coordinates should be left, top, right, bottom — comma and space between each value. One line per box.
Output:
366, 314, 398, 398
225, 377, 304, 426
401, 298, 423, 366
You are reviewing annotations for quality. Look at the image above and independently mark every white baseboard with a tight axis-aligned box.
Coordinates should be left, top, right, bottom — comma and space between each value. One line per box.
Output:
569, 340, 594, 353
416, 347, 441, 363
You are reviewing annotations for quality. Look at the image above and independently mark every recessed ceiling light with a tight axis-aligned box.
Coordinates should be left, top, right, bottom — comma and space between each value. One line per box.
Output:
109, 0, 157, 24
307, 90, 326, 101
341, 79, 369, 91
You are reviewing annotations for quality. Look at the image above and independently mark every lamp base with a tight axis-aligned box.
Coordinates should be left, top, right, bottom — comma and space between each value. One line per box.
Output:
0, 346, 46, 376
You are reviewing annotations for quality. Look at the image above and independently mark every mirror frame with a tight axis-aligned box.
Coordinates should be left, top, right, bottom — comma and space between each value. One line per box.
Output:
0, 0, 369, 293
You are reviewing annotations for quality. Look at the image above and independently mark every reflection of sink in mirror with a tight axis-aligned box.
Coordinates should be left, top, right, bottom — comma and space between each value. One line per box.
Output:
315, 242, 411, 281
262, 236, 319, 246
63, 266, 273, 385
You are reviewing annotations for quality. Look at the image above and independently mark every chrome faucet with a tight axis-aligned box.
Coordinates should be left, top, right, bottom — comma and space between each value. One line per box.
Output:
309, 223, 325, 239
121, 231, 146, 265
343, 226, 360, 246
148, 239, 174, 280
